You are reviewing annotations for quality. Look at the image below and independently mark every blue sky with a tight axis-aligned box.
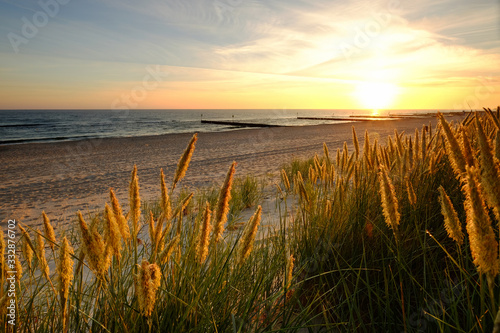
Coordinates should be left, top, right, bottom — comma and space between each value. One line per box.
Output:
0, 0, 498, 109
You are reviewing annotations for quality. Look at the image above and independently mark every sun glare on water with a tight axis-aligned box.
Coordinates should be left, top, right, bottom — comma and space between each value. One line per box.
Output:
354, 82, 398, 111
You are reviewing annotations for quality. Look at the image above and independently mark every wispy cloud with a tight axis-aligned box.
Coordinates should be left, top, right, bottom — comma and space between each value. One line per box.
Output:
0, 0, 498, 109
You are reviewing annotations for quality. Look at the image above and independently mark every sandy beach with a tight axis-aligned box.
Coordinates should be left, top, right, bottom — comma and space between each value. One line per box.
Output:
0, 114, 465, 230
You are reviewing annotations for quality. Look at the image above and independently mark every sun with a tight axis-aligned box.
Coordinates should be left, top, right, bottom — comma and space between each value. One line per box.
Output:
353, 81, 398, 111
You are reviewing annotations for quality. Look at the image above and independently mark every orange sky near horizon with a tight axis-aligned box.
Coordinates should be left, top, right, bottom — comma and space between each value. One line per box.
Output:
0, 0, 498, 111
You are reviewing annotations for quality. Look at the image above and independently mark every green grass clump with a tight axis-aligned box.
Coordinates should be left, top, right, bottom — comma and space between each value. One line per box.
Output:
231, 175, 264, 212
285, 109, 500, 331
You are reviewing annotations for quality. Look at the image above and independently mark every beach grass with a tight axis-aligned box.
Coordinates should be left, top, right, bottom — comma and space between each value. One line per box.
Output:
6, 108, 500, 332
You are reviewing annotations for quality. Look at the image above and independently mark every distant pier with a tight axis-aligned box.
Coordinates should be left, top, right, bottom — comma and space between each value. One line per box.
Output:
297, 116, 374, 122
201, 120, 284, 128
297, 115, 427, 121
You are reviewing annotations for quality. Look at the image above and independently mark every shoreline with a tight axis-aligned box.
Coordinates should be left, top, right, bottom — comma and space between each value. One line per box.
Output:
0, 110, 469, 147
0, 114, 466, 229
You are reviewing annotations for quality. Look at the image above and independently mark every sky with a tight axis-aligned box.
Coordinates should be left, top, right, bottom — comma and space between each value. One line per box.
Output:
0, 0, 498, 110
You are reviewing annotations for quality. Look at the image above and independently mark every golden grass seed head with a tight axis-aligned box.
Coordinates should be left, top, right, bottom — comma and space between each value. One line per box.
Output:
172, 133, 198, 191
275, 183, 285, 199
177, 192, 194, 218
0, 294, 8, 316
36, 231, 50, 280
91, 227, 111, 277
342, 142, 349, 161
159, 235, 180, 265
345, 155, 355, 182
329, 164, 335, 184
129, 165, 141, 238
296, 171, 310, 205
78, 212, 93, 251
135, 260, 162, 317
464, 166, 499, 276
78, 211, 110, 278
281, 169, 290, 192
421, 125, 427, 161
110, 188, 131, 241
104, 203, 122, 259
438, 112, 467, 179
314, 154, 321, 174
160, 168, 172, 221
321, 161, 327, 182
14, 254, 22, 283
285, 254, 294, 290
323, 142, 330, 162
57, 237, 73, 333
363, 130, 370, 157
406, 178, 417, 207
57, 237, 74, 307
353, 164, 360, 188
460, 127, 475, 167
475, 115, 500, 222
484, 107, 500, 130
408, 137, 414, 169
414, 128, 421, 164
135, 260, 147, 314
146, 263, 162, 315
402, 145, 409, 175
152, 212, 165, 255
387, 135, 395, 156
42, 211, 57, 251
324, 199, 333, 216
378, 165, 400, 231
238, 205, 262, 264
394, 129, 403, 157
308, 165, 317, 183
148, 210, 155, 246
19, 225, 34, 270
494, 130, 500, 161
352, 126, 360, 159
381, 148, 390, 171
211, 161, 236, 245
197, 202, 212, 264
371, 139, 379, 168
438, 186, 464, 245
158, 218, 171, 249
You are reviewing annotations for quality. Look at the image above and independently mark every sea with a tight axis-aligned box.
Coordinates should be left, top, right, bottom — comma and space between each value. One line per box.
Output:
0, 109, 459, 145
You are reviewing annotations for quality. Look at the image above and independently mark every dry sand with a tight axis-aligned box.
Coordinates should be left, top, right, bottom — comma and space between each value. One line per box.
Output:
0, 114, 466, 230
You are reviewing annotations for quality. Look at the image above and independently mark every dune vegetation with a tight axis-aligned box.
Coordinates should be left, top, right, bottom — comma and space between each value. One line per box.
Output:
4, 108, 500, 332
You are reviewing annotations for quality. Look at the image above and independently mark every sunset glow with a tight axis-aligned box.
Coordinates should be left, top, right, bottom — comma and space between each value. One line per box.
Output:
354, 82, 399, 110
0, 0, 498, 110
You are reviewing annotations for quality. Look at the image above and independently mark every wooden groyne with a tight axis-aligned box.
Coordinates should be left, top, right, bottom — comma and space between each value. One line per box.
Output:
201, 120, 283, 128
